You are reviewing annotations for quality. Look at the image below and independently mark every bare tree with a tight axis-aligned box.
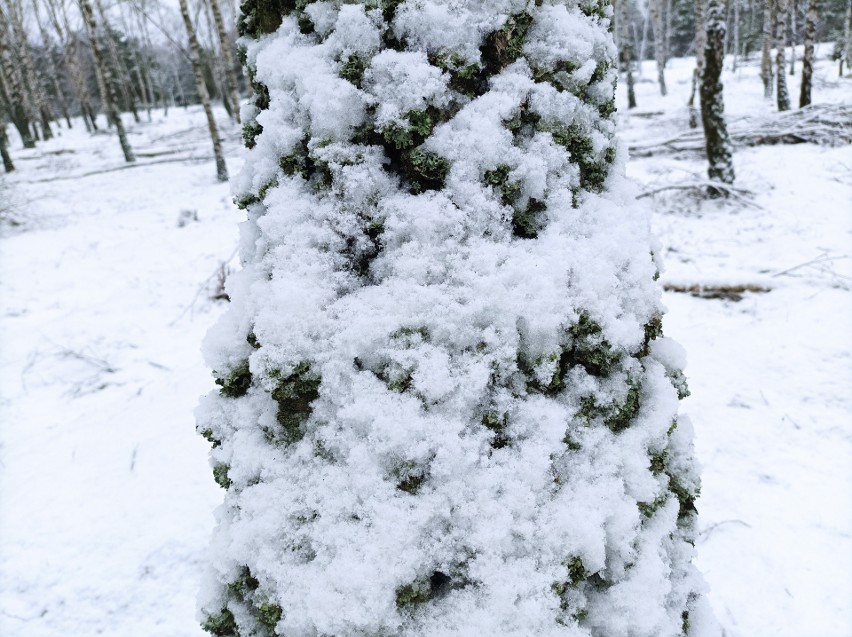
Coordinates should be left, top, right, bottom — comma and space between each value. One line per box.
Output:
761, 0, 775, 97
207, 0, 240, 123
798, 0, 817, 106
44, 0, 99, 130
79, 0, 135, 162
731, 0, 740, 70
0, 122, 13, 171
788, 0, 797, 75
3, 0, 55, 140
618, 0, 637, 108
775, 0, 791, 110
688, 0, 707, 128
701, 0, 736, 187
0, 13, 36, 148
650, 0, 668, 94
33, 1, 72, 128
843, 0, 852, 76
177, 0, 227, 181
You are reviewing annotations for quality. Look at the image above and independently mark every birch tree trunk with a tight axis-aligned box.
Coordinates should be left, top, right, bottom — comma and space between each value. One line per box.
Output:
650, 0, 668, 95
177, 0, 227, 182
732, 0, 740, 70
701, 0, 736, 186
775, 0, 791, 110
6, 0, 54, 140
798, 0, 816, 106
843, 0, 852, 76
46, 0, 98, 129
688, 0, 707, 127
788, 0, 796, 75
96, 0, 141, 125
34, 2, 72, 128
79, 0, 135, 162
761, 0, 775, 97
208, 0, 241, 123
619, 0, 637, 108
0, 17, 35, 148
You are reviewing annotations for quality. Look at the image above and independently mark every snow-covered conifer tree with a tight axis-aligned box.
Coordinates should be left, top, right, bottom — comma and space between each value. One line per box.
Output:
197, 1, 717, 635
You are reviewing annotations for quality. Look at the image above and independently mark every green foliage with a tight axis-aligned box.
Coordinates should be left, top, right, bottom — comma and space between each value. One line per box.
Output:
235, 193, 261, 210
365, 0, 405, 25
201, 428, 222, 449
512, 198, 546, 239
406, 148, 449, 193
641, 315, 663, 356
395, 572, 451, 608
383, 367, 413, 393
579, 0, 608, 20
216, 361, 252, 398
505, 99, 541, 139
669, 478, 698, 522
242, 121, 263, 150
213, 464, 232, 489
568, 314, 620, 377
228, 567, 260, 598
340, 55, 368, 87
256, 602, 283, 630
382, 110, 435, 150
604, 378, 640, 432
638, 494, 668, 518
564, 556, 590, 585
202, 607, 238, 636
484, 164, 522, 207
482, 411, 509, 449
237, 0, 311, 37
542, 122, 613, 193
396, 578, 431, 607
279, 136, 311, 178
668, 369, 691, 400
270, 362, 322, 446
246, 332, 261, 349
393, 462, 426, 494
650, 449, 668, 475
430, 50, 482, 97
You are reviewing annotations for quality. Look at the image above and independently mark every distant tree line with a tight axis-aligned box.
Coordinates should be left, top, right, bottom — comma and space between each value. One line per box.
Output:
0, 0, 242, 176
1, 0, 850, 179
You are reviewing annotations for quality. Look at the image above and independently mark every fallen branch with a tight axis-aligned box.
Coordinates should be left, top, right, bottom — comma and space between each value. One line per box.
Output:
631, 102, 852, 157
664, 283, 771, 301
638, 181, 760, 208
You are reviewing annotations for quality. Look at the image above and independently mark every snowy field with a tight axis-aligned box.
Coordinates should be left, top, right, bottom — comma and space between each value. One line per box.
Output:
1, 49, 850, 636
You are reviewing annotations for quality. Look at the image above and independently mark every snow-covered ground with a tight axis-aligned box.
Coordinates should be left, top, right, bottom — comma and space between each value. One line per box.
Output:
1, 50, 850, 637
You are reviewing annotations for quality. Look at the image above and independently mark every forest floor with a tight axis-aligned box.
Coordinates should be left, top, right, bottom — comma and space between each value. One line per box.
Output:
1, 50, 850, 637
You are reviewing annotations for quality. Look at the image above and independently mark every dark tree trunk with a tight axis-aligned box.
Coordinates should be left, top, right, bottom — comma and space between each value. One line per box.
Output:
619, 0, 637, 108
798, 0, 817, 106
0, 124, 14, 172
701, 0, 736, 186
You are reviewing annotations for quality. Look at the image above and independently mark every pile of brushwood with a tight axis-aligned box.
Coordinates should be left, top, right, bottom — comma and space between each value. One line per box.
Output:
632, 102, 852, 157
